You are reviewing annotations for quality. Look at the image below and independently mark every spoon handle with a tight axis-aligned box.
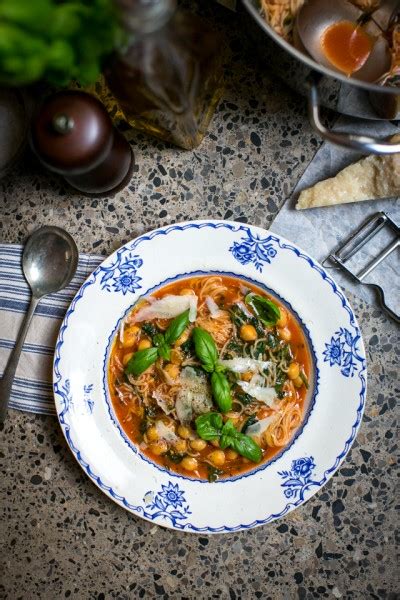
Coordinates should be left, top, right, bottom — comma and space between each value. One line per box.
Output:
0, 296, 40, 423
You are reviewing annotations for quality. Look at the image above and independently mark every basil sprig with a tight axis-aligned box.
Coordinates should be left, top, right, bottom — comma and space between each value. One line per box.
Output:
125, 310, 190, 376
245, 293, 280, 327
192, 327, 232, 412
195, 413, 262, 463
125, 347, 158, 376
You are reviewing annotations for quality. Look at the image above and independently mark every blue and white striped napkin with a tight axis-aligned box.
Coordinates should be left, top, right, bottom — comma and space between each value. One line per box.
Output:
0, 245, 102, 415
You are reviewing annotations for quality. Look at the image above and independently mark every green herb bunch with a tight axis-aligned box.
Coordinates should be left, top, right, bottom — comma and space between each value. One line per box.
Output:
0, 0, 122, 87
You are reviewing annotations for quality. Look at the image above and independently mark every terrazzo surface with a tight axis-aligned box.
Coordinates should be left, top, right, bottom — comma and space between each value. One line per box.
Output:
0, 2, 399, 599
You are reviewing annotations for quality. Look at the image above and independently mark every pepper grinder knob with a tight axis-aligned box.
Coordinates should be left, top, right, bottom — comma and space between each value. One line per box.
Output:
31, 91, 133, 195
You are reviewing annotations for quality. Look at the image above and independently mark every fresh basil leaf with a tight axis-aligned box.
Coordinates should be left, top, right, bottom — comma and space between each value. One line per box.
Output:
230, 433, 262, 463
192, 327, 218, 372
219, 419, 262, 462
164, 309, 190, 346
195, 412, 223, 441
153, 333, 165, 347
153, 333, 171, 360
211, 371, 232, 413
245, 293, 281, 327
125, 347, 158, 376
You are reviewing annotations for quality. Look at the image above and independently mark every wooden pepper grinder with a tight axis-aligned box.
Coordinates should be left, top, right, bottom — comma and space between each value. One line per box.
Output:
30, 90, 134, 195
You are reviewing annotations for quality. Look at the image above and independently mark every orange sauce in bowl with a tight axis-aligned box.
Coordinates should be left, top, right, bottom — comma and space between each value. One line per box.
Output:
321, 20, 373, 75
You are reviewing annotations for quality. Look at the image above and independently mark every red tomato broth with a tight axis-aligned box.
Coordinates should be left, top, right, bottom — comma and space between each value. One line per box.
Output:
321, 20, 374, 76
108, 276, 312, 480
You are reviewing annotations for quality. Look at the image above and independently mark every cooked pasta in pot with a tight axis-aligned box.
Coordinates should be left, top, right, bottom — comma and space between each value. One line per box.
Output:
108, 276, 311, 481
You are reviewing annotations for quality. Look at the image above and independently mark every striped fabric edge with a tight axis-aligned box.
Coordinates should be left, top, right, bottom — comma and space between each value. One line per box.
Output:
0, 244, 103, 416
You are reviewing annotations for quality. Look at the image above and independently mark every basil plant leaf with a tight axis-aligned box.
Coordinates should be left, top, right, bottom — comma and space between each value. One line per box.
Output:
195, 412, 223, 441
164, 309, 190, 346
192, 327, 218, 372
125, 347, 158, 376
220, 419, 262, 463
245, 293, 281, 327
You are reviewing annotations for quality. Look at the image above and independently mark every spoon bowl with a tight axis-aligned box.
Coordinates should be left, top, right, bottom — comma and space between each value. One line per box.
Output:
23, 226, 78, 298
296, 0, 392, 83
0, 226, 78, 422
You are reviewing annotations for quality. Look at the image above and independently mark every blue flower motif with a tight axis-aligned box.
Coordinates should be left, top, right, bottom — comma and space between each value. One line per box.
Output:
158, 482, 185, 509
323, 328, 362, 378
99, 250, 143, 294
112, 273, 141, 294
279, 456, 318, 501
291, 457, 315, 478
323, 337, 344, 367
229, 231, 278, 272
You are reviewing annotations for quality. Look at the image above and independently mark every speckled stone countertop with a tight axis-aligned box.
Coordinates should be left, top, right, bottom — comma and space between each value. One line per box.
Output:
0, 4, 399, 600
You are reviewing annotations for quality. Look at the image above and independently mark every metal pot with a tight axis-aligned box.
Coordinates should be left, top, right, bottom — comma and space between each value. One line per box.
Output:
242, 0, 400, 154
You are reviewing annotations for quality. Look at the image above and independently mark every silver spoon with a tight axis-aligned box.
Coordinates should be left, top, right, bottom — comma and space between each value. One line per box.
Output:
0, 226, 78, 423
296, 0, 393, 82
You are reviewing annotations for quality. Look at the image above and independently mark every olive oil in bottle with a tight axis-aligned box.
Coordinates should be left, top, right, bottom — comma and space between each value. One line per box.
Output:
105, 0, 224, 150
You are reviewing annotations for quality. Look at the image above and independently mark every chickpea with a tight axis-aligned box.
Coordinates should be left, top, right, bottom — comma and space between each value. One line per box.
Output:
174, 330, 190, 347
277, 327, 291, 342
170, 348, 183, 365
240, 324, 257, 342
209, 450, 226, 467
177, 425, 192, 439
293, 376, 304, 388
174, 439, 187, 453
242, 457, 250, 464
146, 426, 159, 442
181, 456, 198, 471
138, 338, 152, 350
122, 327, 140, 349
276, 308, 288, 328
241, 371, 253, 382
210, 439, 220, 448
122, 352, 134, 366
190, 439, 207, 451
180, 288, 195, 296
287, 362, 300, 380
164, 363, 180, 380
150, 440, 168, 455
226, 449, 238, 460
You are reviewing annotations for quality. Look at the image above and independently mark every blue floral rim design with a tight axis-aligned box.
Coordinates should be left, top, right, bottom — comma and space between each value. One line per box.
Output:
102, 269, 319, 483
53, 221, 367, 532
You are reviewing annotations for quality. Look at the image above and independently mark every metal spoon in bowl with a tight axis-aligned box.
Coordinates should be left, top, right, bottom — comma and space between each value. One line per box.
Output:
296, 0, 394, 82
0, 226, 78, 423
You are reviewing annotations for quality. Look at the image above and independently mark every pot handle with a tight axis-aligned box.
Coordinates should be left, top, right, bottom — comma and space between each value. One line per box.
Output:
307, 73, 400, 155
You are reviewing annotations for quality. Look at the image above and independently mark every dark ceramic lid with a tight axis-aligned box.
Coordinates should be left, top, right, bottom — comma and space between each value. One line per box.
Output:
31, 91, 113, 175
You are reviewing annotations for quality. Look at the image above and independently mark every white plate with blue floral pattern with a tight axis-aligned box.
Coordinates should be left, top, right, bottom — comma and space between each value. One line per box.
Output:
53, 221, 367, 533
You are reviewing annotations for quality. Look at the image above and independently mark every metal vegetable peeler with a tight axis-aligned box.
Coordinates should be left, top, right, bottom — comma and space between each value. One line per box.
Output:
323, 212, 400, 324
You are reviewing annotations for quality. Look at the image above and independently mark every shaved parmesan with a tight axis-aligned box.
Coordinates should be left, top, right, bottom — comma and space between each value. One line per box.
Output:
205, 296, 223, 319
238, 381, 276, 406
246, 415, 277, 439
155, 421, 178, 442
175, 367, 213, 424
152, 390, 175, 415
133, 295, 198, 322
218, 358, 270, 374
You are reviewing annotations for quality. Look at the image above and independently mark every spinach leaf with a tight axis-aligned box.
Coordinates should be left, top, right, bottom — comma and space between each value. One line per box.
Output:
165, 450, 185, 464
211, 371, 232, 413
300, 370, 309, 389
125, 347, 158, 376
195, 412, 223, 440
235, 388, 254, 406
192, 327, 218, 373
274, 368, 286, 398
141, 322, 158, 339
164, 309, 190, 346
207, 465, 223, 482
242, 414, 257, 434
266, 332, 279, 348
181, 337, 194, 356
245, 293, 280, 327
